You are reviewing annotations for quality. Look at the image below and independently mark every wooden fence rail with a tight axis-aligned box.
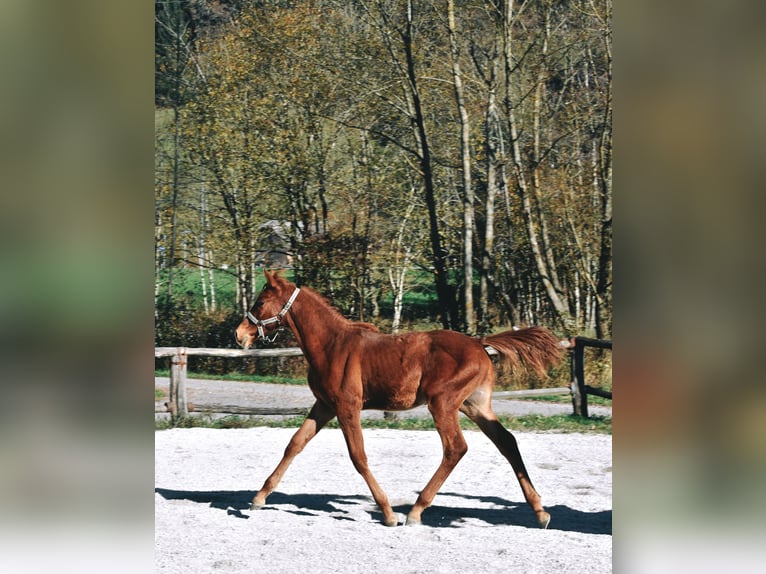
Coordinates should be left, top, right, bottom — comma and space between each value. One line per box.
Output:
155, 338, 611, 421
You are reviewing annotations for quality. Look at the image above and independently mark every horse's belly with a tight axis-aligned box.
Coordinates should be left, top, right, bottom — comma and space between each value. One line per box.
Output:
363, 395, 424, 411
362, 378, 424, 411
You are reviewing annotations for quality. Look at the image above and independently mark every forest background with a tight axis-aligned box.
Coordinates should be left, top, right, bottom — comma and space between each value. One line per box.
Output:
154, 0, 612, 370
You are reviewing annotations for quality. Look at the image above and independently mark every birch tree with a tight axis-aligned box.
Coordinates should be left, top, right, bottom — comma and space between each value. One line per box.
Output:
446, 0, 476, 334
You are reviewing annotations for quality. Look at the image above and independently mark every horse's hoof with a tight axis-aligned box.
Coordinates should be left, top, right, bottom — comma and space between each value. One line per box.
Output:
537, 511, 551, 529
404, 515, 421, 526
250, 500, 265, 511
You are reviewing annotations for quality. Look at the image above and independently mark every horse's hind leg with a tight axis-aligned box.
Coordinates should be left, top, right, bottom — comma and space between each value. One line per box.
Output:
251, 400, 335, 510
461, 394, 551, 529
406, 404, 468, 526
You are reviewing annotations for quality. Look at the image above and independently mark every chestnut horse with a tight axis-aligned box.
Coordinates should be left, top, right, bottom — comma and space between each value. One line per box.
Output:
235, 270, 563, 528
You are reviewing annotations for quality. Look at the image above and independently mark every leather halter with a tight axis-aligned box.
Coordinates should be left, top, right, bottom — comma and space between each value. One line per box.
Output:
246, 287, 300, 342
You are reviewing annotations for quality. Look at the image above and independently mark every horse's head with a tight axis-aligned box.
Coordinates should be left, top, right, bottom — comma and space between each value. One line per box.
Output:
235, 270, 299, 348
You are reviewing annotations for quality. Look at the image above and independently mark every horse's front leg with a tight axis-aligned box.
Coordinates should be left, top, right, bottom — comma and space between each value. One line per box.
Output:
251, 400, 335, 510
337, 409, 398, 526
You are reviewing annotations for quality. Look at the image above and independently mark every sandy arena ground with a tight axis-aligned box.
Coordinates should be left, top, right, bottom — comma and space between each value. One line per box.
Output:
155, 426, 611, 573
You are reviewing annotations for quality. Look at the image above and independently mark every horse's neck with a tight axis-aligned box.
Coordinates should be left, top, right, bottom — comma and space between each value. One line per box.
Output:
286, 291, 345, 366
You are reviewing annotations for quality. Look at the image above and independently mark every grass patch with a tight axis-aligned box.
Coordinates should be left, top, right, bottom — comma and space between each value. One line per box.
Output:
156, 413, 611, 434
514, 393, 612, 407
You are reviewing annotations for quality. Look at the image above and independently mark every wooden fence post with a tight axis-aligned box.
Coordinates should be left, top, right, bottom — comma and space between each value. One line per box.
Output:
570, 338, 588, 418
170, 347, 188, 421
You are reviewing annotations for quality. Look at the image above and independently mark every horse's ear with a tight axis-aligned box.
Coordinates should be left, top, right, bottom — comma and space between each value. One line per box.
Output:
264, 269, 288, 288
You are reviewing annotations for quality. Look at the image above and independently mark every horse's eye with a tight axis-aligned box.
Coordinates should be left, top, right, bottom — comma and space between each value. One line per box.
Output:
254, 300, 264, 309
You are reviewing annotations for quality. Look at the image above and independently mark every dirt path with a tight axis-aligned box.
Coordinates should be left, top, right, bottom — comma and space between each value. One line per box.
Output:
154, 377, 612, 420
155, 427, 611, 573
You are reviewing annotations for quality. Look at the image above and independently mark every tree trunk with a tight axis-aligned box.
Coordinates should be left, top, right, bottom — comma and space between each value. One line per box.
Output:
478, 34, 503, 333
199, 247, 208, 313
164, 3, 187, 310
389, 190, 416, 333
238, 264, 250, 314
403, 0, 456, 330
155, 209, 163, 320
389, 263, 407, 334
480, 107, 497, 332
529, 5, 568, 316
447, 0, 475, 334
595, 11, 613, 339
208, 249, 216, 312
198, 186, 209, 313
502, 0, 572, 330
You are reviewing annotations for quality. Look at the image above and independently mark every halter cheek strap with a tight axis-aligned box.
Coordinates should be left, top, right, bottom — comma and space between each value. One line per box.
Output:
247, 287, 300, 341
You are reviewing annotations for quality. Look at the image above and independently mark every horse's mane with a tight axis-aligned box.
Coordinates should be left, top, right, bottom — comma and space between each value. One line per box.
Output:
352, 322, 379, 332
298, 285, 349, 324
274, 274, 380, 333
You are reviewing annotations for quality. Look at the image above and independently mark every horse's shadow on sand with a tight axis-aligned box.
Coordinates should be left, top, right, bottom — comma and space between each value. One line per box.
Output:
154, 488, 365, 521
155, 488, 610, 535
410, 491, 611, 534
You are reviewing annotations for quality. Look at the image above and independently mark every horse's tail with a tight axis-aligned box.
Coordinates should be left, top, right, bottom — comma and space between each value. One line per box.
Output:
480, 326, 564, 378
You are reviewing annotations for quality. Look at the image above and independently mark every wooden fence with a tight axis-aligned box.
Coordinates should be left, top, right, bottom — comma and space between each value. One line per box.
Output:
565, 337, 612, 418
155, 337, 611, 421
154, 347, 304, 419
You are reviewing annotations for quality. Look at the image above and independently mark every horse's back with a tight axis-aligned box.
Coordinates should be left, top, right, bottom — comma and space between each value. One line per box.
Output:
354, 328, 487, 368
351, 328, 490, 410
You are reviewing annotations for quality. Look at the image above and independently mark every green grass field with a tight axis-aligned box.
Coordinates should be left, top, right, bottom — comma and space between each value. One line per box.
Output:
156, 267, 240, 311
156, 412, 611, 434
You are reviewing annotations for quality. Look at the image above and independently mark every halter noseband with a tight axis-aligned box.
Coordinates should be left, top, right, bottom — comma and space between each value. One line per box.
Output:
246, 287, 300, 342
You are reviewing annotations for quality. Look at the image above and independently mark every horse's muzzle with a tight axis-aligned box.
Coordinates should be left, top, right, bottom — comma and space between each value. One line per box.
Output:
235, 329, 252, 350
